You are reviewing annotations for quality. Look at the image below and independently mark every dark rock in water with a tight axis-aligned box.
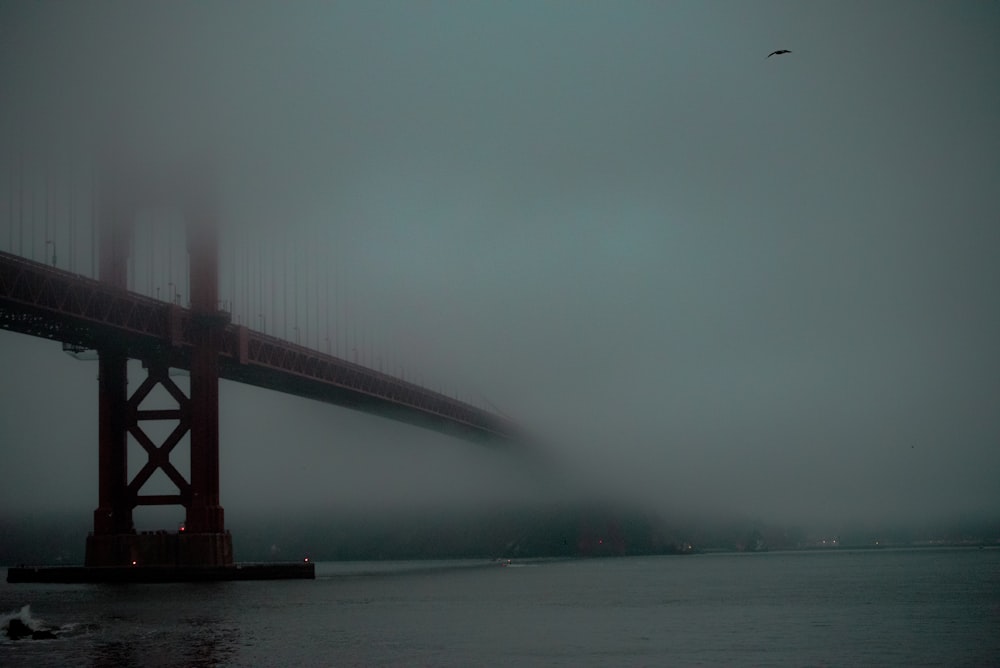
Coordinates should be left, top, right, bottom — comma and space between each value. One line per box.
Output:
5, 617, 33, 640
5, 617, 56, 640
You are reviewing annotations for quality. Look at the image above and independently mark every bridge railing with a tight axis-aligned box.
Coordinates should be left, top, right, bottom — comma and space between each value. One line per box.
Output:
0, 249, 171, 344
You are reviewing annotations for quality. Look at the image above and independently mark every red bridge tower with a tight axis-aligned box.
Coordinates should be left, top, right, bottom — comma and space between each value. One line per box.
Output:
84, 170, 232, 568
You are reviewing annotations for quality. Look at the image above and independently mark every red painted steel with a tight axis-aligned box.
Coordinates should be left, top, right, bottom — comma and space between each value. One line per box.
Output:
89, 199, 138, 564
94, 348, 131, 536
2, 152, 518, 574
0, 250, 520, 440
185, 217, 225, 535
125, 361, 191, 507
4, 233, 519, 568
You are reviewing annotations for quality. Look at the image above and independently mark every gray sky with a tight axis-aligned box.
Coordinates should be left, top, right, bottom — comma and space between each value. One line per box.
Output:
1, 1, 998, 530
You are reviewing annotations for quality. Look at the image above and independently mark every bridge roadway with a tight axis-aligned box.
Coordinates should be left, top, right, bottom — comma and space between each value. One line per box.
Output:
0, 250, 518, 443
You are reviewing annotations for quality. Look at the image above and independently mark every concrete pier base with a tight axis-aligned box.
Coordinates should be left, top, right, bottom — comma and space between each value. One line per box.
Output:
9, 530, 313, 583
7, 562, 314, 583
85, 531, 234, 568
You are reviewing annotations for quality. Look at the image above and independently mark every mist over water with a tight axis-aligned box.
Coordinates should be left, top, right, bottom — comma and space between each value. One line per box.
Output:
1, 1, 999, 552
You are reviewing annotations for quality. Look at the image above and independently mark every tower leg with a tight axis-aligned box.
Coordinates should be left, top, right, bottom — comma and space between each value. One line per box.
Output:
85, 347, 136, 566
181, 213, 232, 566
86, 184, 137, 567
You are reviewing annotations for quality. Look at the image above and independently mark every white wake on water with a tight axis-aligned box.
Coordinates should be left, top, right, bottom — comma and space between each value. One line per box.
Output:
1, 604, 83, 642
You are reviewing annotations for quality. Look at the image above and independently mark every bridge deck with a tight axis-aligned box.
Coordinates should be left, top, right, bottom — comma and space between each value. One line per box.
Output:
0, 251, 518, 442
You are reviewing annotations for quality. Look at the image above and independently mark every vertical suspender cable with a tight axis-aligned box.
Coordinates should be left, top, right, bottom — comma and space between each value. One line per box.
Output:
18, 151, 24, 257
7, 141, 13, 252
272, 230, 276, 334
90, 160, 97, 277
69, 157, 75, 273
305, 237, 310, 348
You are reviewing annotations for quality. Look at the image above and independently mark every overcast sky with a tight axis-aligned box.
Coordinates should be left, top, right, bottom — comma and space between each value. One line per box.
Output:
1, 1, 998, 531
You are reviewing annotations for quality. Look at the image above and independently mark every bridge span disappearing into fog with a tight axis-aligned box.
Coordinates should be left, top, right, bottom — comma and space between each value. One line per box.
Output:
0, 167, 520, 574
0, 251, 518, 442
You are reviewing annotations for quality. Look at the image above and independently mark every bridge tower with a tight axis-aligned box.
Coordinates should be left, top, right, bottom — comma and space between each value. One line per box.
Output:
84, 165, 233, 568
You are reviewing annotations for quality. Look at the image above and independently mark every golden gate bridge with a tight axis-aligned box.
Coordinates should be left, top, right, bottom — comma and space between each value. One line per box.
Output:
0, 147, 521, 581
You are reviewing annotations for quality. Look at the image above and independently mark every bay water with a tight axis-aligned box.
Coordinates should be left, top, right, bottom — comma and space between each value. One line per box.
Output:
2, 547, 998, 666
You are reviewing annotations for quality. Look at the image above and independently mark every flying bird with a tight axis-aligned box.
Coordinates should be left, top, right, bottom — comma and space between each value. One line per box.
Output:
767, 49, 791, 58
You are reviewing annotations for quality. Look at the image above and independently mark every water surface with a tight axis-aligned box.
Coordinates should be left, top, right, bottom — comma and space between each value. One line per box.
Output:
2, 548, 998, 666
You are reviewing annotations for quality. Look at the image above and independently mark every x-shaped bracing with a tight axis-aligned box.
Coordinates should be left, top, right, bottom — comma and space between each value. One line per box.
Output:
125, 362, 192, 507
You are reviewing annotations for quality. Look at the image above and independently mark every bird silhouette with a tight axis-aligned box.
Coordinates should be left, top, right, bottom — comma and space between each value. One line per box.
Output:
767, 49, 791, 58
